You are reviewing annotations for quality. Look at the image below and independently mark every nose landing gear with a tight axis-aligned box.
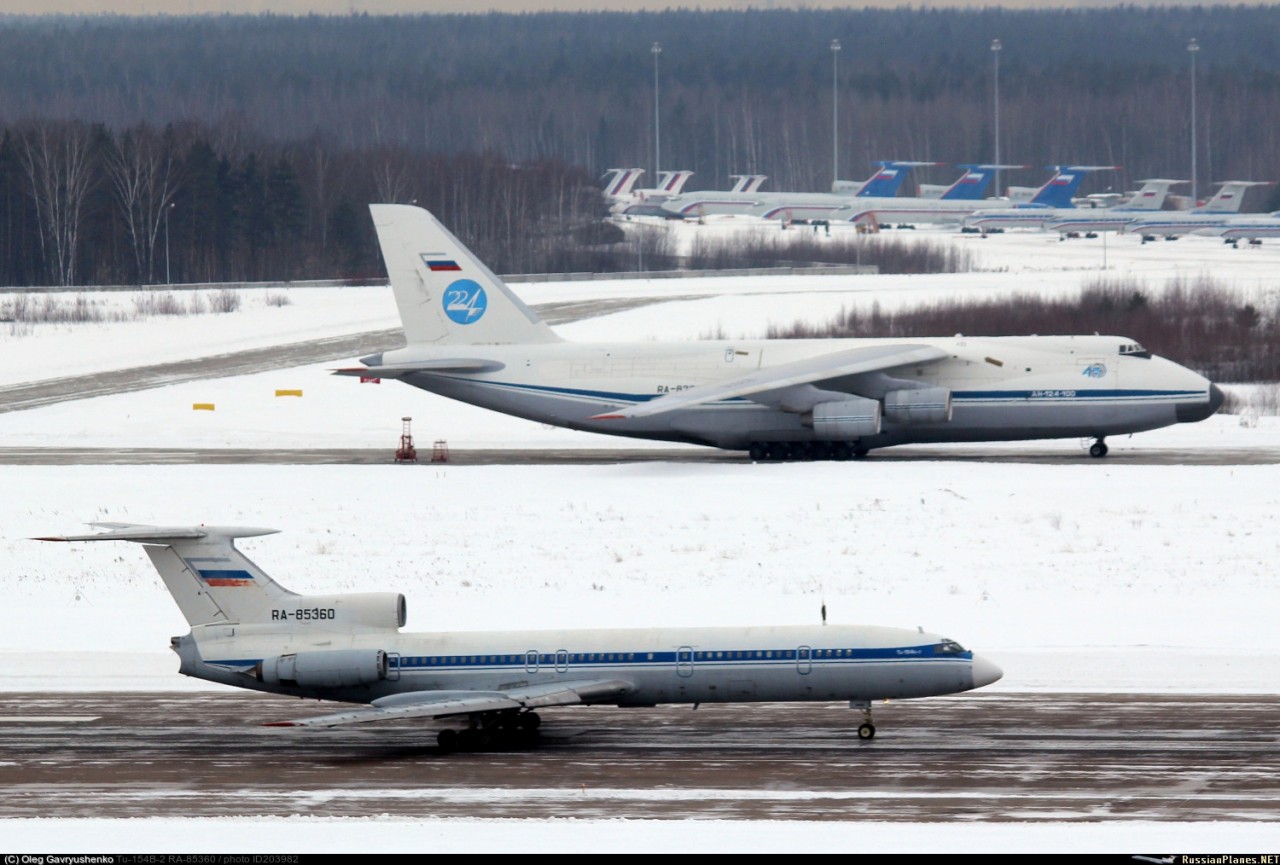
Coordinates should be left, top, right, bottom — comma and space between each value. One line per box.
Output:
851, 700, 876, 740
1089, 438, 1109, 458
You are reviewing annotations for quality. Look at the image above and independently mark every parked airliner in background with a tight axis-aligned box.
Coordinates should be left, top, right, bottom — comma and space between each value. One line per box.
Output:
38, 523, 1003, 750
1192, 212, 1280, 245
959, 166, 1119, 233
746, 163, 1023, 223
1121, 181, 1272, 240
658, 160, 936, 220
339, 204, 1222, 461
1035, 179, 1187, 236
602, 168, 696, 215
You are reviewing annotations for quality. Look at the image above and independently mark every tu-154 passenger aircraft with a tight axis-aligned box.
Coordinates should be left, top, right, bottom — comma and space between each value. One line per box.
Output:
342, 205, 1222, 460
39, 524, 1004, 750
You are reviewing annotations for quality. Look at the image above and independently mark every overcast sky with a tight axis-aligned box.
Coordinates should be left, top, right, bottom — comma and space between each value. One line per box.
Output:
0, 1, 1249, 17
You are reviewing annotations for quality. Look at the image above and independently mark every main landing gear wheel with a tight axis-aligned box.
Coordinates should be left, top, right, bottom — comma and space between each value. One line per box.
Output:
857, 723, 876, 740
437, 711, 542, 753
1089, 438, 1109, 458
747, 441, 867, 462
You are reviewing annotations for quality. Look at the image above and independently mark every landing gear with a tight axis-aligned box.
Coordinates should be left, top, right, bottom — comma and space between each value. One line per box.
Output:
745, 441, 869, 462
851, 700, 876, 741
436, 711, 542, 753
1089, 438, 1109, 458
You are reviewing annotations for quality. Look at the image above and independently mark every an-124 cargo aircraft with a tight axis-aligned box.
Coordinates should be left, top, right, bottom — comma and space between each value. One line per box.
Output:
342, 205, 1222, 461
38, 523, 1004, 750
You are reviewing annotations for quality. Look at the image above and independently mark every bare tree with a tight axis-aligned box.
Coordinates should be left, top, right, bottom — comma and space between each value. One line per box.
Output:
104, 124, 180, 284
16, 119, 95, 286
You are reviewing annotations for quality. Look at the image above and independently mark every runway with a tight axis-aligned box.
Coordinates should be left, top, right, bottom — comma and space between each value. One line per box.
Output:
3, 691, 1279, 822
0, 445, 1276, 465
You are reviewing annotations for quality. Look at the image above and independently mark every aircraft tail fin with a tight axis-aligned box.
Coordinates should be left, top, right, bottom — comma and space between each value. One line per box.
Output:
1123, 179, 1186, 210
939, 164, 1028, 201
1029, 165, 1118, 207
1196, 181, 1271, 213
36, 523, 292, 627
602, 168, 644, 198
657, 170, 695, 194
855, 161, 943, 198
729, 174, 768, 193
370, 204, 561, 347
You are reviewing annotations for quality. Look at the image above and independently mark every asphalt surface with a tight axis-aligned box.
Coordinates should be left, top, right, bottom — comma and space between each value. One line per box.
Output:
3, 691, 1278, 821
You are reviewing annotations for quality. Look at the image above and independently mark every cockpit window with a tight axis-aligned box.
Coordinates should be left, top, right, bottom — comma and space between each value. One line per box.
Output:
1119, 342, 1151, 359
934, 639, 966, 655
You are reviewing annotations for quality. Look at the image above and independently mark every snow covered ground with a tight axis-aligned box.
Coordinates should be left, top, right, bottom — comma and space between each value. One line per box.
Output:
3, 220, 1279, 851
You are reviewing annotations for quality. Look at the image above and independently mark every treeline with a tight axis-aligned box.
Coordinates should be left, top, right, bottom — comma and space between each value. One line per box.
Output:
767, 275, 1279, 381
1, 8, 1280, 200
0, 119, 608, 286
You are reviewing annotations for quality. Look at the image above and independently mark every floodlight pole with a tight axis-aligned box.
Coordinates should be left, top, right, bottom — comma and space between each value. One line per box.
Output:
652, 42, 662, 183
1188, 37, 1200, 205
991, 38, 1002, 197
831, 39, 841, 187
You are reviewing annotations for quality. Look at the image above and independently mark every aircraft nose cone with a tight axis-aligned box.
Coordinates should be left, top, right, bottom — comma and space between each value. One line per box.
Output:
1177, 383, 1225, 423
971, 655, 1004, 689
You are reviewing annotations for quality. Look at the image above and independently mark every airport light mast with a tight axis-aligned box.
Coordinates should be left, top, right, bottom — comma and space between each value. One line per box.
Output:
1188, 37, 1200, 205
831, 39, 841, 187
991, 38, 1002, 197
652, 42, 662, 184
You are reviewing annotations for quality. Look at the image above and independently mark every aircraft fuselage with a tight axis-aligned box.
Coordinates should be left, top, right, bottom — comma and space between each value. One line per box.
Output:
175, 621, 997, 707
368, 334, 1218, 451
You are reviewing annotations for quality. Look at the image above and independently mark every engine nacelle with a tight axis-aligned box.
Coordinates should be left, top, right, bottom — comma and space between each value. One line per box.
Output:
270, 592, 407, 630
257, 648, 388, 689
804, 397, 882, 439
884, 387, 953, 424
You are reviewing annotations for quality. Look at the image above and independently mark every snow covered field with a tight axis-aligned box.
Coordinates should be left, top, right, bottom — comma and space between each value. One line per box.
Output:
3, 221, 1279, 851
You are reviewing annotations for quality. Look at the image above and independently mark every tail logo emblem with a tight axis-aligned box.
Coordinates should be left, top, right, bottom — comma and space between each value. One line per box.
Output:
442, 279, 488, 324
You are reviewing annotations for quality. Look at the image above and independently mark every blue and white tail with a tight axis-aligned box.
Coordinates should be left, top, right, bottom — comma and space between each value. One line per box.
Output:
855, 161, 943, 198
1028, 165, 1118, 207
370, 204, 561, 347
934, 164, 1026, 201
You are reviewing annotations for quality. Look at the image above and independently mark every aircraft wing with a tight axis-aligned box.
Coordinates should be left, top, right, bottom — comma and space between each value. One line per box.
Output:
592, 344, 948, 420
263, 679, 633, 728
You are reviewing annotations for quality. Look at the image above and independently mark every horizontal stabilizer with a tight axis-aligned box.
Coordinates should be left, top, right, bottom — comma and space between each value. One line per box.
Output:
265, 679, 633, 728
35, 523, 279, 543
593, 344, 948, 420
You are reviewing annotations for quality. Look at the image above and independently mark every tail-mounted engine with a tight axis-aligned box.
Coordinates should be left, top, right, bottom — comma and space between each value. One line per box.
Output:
257, 648, 389, 689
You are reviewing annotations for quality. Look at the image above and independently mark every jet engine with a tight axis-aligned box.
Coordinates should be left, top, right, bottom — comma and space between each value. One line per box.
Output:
804, 397, 882, 439
883, 387, 952, 424
257, 648, 389, 689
